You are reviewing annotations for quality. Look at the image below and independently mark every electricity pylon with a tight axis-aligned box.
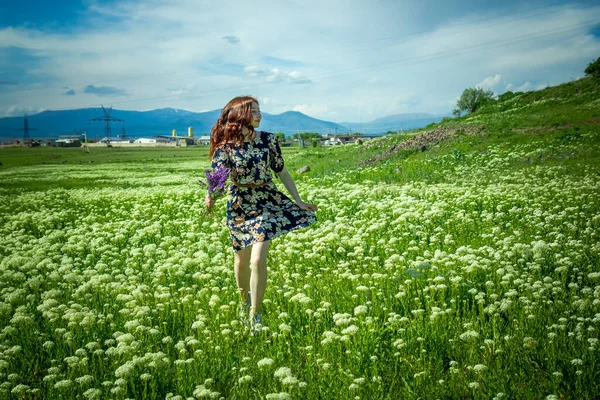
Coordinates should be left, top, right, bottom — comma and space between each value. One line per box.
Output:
14, 114, 39, 142
91, 105, 124, 144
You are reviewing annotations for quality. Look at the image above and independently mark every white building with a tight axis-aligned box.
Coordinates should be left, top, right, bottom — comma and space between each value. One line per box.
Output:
198, 136, 211, 145
55, 138, 78, 144
134, 138, 157, 144
100, 137, 131, 144
323, 137, 343, 146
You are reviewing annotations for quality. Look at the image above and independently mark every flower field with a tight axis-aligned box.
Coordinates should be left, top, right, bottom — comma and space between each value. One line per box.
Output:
1, 92, 600, 398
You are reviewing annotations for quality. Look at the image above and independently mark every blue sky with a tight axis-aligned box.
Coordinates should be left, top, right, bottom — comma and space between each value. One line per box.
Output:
1, 0, 599, 122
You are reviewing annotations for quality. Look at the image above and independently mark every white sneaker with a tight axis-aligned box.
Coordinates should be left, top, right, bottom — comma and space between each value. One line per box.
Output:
239, 293, 251, 327
250, 311, 262, 335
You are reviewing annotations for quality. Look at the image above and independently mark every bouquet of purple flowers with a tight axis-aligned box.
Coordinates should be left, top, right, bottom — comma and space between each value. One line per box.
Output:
199, 166, 230, 212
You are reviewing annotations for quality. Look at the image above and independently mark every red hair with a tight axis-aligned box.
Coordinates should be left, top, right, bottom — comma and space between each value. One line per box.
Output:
209, 95, 258, 158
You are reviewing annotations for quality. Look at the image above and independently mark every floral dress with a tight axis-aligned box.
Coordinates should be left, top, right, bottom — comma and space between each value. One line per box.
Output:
211, 130, 317, 252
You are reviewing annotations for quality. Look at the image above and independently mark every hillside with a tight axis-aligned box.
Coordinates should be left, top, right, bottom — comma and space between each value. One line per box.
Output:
284, 76, 600, 182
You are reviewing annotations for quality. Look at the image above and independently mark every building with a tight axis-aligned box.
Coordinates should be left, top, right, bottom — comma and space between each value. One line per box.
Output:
134, 138, 157, 144
323, 137, 343, 146
156, 135, 195, 146
55, 135, 83, 147
320, 135, 378, 145
198, 135, 211, 145
99, 137, 131, 144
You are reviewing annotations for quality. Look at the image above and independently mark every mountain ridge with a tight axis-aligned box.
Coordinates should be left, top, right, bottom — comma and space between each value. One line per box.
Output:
0, 107, 443, 140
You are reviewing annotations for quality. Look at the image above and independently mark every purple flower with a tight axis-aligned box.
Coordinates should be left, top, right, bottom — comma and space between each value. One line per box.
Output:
199, 166, 230, 199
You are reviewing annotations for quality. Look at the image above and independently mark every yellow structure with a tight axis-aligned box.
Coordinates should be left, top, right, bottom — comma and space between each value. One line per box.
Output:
172, 129, 176, 137
188, 126, 194, 137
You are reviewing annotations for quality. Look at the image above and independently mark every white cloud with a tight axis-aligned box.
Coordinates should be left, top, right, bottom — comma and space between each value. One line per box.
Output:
165, 83, 197, 96
4, 104, 45, 117
244, 66, 311, 84
83, 85, 128, 97
292, 104, 332, 119
506, 82, 528, 92
165, 88, 187, 96
505, 81, 548, 92
1, 1, 599, 120
259, 97, 274, 105
476, 74, 502, 90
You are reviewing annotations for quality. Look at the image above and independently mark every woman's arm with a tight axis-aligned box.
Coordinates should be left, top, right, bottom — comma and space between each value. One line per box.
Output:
277, 167, 317, 212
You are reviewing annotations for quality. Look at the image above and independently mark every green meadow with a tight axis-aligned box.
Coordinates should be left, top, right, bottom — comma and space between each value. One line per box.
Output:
0, 77, 599, 399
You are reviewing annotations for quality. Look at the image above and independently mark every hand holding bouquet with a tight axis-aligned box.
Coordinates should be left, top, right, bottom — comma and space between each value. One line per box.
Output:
199, 166, 230, 213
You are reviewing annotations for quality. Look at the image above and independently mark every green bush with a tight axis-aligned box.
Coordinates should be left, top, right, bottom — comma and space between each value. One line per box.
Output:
498, 91, 522, 102
584, 56, 600, 80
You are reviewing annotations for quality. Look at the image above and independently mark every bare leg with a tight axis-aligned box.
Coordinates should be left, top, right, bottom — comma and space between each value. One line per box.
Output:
250, 240, 270, 313
234, 245, 252, 302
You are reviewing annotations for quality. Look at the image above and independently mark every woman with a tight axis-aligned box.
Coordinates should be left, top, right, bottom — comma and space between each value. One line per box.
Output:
206, 95, 317, 333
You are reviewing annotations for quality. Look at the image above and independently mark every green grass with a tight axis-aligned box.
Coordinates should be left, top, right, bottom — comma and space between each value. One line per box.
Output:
0, 76, 599, 399
0, 146, 210, 168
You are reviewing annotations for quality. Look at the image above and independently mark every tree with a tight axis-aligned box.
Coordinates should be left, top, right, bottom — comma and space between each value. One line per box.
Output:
292, 132, 322, 140
274, 132, 286, 143
453, 87, 494, 116
584, 56, 600, 80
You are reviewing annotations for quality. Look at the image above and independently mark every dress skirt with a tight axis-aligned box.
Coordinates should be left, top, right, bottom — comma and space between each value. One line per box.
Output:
211, 130, 316, 251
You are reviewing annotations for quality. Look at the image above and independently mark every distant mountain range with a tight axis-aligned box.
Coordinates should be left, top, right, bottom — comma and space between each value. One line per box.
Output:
0, 107, 446, 140
341, 113, 445, 133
